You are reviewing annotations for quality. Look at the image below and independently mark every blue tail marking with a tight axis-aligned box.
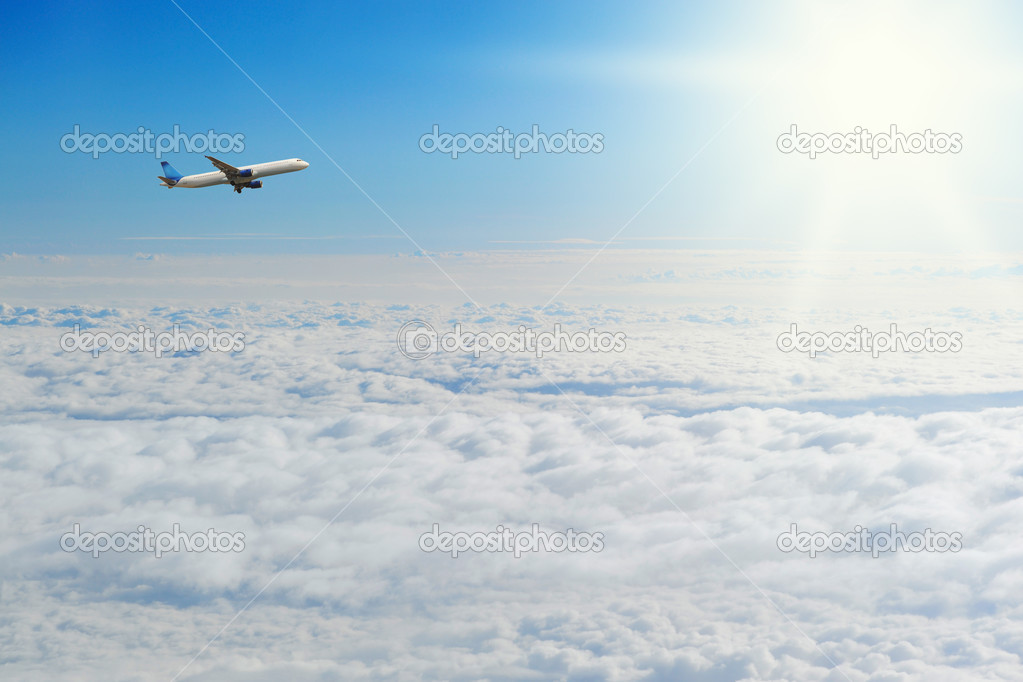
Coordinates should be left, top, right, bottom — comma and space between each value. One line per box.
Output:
160, 161, 183, 181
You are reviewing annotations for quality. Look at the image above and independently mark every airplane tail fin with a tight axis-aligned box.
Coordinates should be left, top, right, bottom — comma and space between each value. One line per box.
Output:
160, 161, 183, 182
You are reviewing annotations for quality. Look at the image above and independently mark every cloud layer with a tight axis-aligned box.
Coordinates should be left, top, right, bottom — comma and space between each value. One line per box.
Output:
1, 252, 1022, 680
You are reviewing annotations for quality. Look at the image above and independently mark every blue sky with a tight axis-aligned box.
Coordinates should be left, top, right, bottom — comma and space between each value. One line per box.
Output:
3, 0, 1023, 254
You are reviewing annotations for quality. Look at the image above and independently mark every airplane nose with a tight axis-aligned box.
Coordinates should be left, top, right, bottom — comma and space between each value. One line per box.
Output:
300, 161, 310, 169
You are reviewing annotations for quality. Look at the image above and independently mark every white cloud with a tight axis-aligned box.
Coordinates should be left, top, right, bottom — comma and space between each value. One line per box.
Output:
1, 252, 1022, 680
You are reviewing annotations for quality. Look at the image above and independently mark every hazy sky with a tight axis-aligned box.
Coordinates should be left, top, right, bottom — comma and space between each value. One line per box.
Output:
4, 0, 1023, 254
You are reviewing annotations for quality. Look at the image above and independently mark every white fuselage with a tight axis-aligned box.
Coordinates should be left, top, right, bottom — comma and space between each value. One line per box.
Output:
173, 158, 309, 188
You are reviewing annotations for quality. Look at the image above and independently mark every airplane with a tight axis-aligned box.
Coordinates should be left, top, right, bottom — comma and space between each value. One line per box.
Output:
158, 156, 310, 194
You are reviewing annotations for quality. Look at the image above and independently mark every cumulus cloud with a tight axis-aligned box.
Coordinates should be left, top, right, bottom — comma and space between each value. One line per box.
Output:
1, 252, 1022, 680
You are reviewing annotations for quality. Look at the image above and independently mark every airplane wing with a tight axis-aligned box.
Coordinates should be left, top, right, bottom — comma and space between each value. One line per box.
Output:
206, 155, 240, 176
206, 155, 256, 193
